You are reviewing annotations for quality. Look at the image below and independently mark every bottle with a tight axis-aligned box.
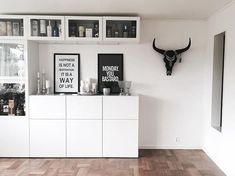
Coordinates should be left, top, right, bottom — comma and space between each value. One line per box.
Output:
32, 20, 39, 36
131, 24, 136, 38
113, 24, 119, 38
94, 23, 99, 37
41, 70, 46, 94
0, 99, 4, 114
52, 21, 59, 37
123, 24, 128, 38
40, 19, 46, 36
37, 72, 41, 94
107, 26, 112, 38
47, 20, 52, 37
58, 24, 62, 37
20, 20, 24, 36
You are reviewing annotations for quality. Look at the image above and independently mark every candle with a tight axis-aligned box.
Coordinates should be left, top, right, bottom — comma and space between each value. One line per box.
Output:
37, 72, 40, 78
45, 80, 50, 88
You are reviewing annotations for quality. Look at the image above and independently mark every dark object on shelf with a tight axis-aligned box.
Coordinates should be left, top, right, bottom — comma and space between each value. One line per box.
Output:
94, 23, 99, 37
52, 21, 59, 37
98, 54, 123, 94
152, 38, 191, 76
69, 23, 77, 37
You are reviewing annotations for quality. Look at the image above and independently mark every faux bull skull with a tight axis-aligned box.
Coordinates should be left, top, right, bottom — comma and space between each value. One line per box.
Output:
152, 38, 191, 75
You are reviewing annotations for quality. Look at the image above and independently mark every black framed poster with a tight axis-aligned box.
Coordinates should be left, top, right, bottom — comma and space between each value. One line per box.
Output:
54, 53, 80, 94
98, 54, 123, 94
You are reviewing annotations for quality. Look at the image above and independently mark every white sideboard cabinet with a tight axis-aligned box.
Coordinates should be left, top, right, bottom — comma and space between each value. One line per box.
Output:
28, 95, 139, 157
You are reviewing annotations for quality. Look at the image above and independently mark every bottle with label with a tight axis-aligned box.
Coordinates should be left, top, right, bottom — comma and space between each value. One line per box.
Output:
32, 20, 39, 36
52, 21, 59, 37
40, 19, 46, 36
123, 24, 129, 38
47, 20, 52, 37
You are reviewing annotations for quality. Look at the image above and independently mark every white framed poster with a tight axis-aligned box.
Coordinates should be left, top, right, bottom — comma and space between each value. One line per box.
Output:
54, 53, 80, 94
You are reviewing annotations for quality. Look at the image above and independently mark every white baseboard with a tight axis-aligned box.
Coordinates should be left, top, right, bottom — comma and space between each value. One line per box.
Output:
202, 147, 227, 176
139, 145, 202, 150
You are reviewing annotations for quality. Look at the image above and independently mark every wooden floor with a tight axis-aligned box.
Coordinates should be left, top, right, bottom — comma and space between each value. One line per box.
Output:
0, 150, 225, 176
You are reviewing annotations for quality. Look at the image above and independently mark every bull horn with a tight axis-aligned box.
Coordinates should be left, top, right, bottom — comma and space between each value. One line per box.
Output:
176, 38, 191, 54
152, 38, 165, 55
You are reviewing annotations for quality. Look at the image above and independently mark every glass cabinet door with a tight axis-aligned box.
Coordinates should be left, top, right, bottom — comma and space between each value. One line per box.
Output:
0, 18, 24, 37
103, 17, 140, 42
0, 83, 25, 116
106, 20, 137, 38
0, 43, 24, 77
66, 16, 102, 41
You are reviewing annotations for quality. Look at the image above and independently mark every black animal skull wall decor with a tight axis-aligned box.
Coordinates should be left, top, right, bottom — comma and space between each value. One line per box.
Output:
152, 38, 191, 76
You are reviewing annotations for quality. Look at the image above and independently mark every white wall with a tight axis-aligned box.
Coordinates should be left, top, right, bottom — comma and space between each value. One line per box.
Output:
204, 2, 235, 176
38, 19, 207, 149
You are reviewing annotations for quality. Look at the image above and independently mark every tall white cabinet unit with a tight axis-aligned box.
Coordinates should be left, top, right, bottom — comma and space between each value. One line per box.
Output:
0, 15, 29, 157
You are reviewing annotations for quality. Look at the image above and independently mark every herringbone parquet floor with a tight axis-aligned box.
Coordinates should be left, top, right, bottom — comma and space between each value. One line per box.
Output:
0, 150, 225, 176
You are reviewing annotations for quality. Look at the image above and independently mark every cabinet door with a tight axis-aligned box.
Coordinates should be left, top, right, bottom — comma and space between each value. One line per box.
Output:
103, 96, 139, 120
65, 16, 103, 42
67, 120, 102, 157
103, 16, 140, 43
30, 120, 66, 157
103, 120, 138, 157
29, 95, 66, 119
0, 118, 29, 157
67, 96, 102, 119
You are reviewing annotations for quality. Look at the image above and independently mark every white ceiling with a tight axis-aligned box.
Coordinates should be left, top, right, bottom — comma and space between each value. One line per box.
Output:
0, 0, 233, 19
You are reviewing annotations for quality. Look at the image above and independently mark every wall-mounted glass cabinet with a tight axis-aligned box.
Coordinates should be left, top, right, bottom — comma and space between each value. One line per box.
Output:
28, 16, 64, 41
65, 16, 102, 42
0, 15, 25, 40
103, 17, 140, 43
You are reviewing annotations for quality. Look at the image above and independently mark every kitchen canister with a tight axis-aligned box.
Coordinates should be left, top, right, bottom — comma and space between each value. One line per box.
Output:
6, 21, 12, 36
